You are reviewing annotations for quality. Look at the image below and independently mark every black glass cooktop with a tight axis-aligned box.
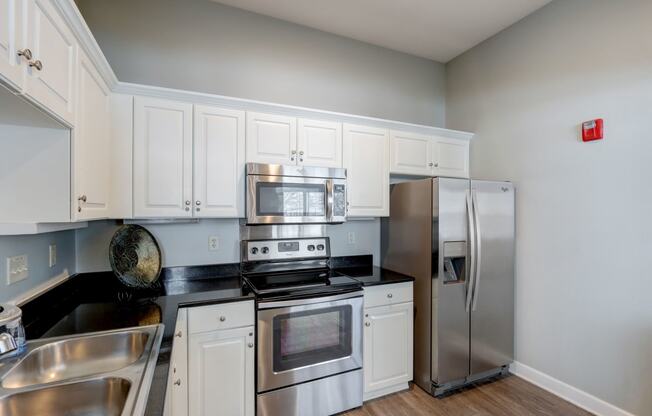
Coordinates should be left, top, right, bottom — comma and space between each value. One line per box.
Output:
243, 269, 361, 299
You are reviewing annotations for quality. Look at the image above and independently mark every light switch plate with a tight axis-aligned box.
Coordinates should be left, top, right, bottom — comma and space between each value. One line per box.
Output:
7, 255, 28, 285
208, 236, 219, 251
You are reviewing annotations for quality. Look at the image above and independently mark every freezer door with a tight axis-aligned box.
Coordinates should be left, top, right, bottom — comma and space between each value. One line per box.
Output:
469, 180, 515, 374
432, 178, 471, 385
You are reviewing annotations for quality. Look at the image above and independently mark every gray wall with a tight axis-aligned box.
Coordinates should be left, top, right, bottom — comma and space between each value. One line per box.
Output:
77, 0, 446, 127
446, 0, 652, 413
0, 231, 76, 303
76, 219, 381, 272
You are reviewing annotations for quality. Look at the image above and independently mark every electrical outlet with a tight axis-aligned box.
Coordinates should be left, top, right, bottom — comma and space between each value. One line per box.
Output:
49, 244, 57, 268
208, 236, 219, 251
347, 232, 356, 245
6, 255, 28, 285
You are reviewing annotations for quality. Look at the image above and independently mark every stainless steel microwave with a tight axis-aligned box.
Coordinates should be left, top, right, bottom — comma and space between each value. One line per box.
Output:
246, 163, 347, 224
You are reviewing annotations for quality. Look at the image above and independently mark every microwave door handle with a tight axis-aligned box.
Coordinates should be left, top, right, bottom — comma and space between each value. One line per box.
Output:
326, 179, 334, 221
471, 190, 482, 311
465, 190, 476, 313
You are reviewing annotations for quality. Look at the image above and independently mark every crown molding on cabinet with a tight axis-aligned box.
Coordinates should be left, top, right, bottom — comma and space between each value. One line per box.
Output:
114, 82, 474, 141
51, 0, 472, 141
52, 0, 119, 89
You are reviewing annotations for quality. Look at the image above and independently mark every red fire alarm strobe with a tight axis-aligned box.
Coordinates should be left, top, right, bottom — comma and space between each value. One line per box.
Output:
582, 118, 604, 142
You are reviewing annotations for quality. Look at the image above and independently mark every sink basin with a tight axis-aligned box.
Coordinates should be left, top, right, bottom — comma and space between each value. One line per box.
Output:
1, 330, 149, 388
0, 377, 131, 416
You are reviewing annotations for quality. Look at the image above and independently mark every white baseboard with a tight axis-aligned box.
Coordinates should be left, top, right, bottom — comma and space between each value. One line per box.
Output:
363, 383, 410, 401
511, 361, 635, 416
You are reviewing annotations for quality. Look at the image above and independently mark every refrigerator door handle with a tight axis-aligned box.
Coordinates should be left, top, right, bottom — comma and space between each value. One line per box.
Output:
465, 190, 476, 312
471, 190, 483, 311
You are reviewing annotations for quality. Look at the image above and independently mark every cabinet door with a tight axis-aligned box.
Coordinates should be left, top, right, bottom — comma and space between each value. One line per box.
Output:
0, 0, 23, 89
363, 302, 413, 398
194, 105, 245, 218
246, 112, 296, 165
343, 124, 389, 217
133, 97, 193, 218
73, 49, 111, 221
24, 0, 76, 124
297, 118, 342, 168
389, 130, 433, 176
164, 309, 188, 416
188, 326, 255, 416
432, 137, 470, 178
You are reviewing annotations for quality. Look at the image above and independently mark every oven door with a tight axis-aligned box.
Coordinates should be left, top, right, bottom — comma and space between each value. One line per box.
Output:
257, 292, 363, 392
247, 175, 340, 224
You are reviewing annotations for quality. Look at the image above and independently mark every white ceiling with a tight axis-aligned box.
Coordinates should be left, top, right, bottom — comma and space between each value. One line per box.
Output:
211, 0, 552, 62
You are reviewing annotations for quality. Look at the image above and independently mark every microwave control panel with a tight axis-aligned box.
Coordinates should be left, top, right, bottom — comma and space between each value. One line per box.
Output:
244, 238, 330, 262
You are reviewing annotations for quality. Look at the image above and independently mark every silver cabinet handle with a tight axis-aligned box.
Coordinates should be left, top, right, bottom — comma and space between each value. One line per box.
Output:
291, 150, 297, 155
195, 201, 201, 206
365, 322, 371, 327
428, 162, 434, 167
387, 293, 393, 298
434, 163, 439, 168
185, 200, 191, 206
17, 48, 32, 60
175, 331, 182, 338
185, 207, 190, 211
219, 316, 226, 322
248, 342, 254, 348
174, 379, 181, 386
29, 60, 43, 71
299, 151, 304, 155
78, 195, 87, 202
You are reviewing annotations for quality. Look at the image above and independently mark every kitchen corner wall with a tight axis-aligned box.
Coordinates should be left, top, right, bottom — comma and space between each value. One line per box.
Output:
0, 231, 76, 303
75, 219, 381, 273
445, 0, 652, 414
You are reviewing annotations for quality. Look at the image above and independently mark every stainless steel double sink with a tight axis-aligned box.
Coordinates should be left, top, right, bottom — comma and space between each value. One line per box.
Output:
0, 324, 163, 416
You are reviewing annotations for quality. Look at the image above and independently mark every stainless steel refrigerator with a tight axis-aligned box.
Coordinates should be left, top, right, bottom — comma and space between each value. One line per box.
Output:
381, 177, 514, 396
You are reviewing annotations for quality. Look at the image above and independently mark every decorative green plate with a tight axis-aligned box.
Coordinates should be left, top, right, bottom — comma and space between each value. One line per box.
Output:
109, 225, 162, 288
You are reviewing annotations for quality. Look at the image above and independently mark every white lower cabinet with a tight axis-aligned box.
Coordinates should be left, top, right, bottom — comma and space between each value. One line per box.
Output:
164, 301, 255, 416
363, 283, 414, 401
189, 326, 255, 416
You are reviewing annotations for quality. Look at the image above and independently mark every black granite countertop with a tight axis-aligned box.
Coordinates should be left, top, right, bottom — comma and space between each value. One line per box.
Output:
18, 256, 411, 416
332, 255, 415, 286
20, 263, 252, 416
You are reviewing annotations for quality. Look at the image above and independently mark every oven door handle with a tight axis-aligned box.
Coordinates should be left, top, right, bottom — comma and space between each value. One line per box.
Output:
257, 290, 363, 309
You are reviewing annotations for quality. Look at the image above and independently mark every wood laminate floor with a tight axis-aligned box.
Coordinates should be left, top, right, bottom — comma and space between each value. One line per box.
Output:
343, 376, 593, 416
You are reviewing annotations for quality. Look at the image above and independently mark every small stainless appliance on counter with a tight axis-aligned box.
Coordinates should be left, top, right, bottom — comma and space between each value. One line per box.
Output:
0, 304, 25, 357
246, 163, 347, 225
241, 236, 363, 416
381, 178, 515, 396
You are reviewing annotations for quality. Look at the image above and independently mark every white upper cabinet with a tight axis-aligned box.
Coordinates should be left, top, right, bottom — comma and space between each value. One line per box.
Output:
343, 124, 389, 217
0, 0, 23, 89
193, 105, 245, 218
73, 48, 111, 221
390, 130, 470, 179
133, 97, 193, 218
23, 0, 77, 125
297, 118, 342, 168
390, 130, 433, 176
246, 112, 296, 165
432, 137, 469, 178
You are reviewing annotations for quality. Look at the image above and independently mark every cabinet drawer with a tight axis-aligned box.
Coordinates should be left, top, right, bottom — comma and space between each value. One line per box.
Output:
363, 282, 413, 308
188, 300, 255, 334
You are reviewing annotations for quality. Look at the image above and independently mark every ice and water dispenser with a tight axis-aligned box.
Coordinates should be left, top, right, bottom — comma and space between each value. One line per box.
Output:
442, 241, 467, 284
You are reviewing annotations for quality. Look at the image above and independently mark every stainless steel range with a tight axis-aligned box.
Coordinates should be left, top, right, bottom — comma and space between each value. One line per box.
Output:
241, 236, 363, 416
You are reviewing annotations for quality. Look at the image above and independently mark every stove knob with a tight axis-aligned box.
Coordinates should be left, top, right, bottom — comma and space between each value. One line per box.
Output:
250, 247, 258, 255
317, 244, 325, 251
307, 245, 315, 251
261, 247, 269, 254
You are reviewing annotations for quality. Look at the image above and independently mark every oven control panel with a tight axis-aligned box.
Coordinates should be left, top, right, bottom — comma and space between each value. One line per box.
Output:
243, 238, 330, 262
